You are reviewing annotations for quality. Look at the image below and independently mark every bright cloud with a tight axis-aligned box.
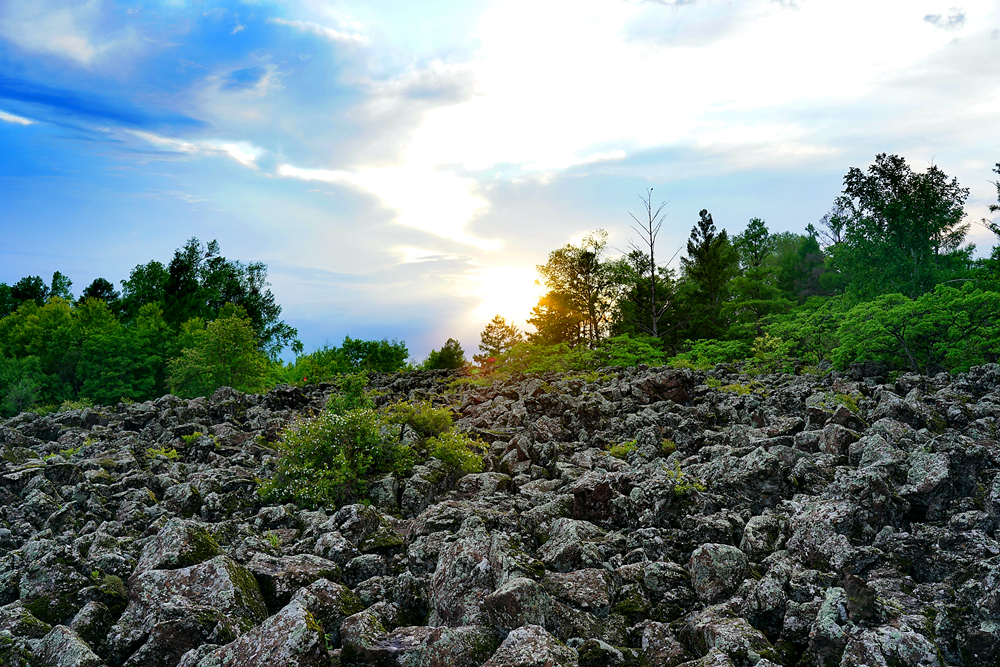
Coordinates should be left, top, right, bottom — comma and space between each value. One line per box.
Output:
268, 17, 367, 45
0, 0, 139, 68
0, 110, 34, 125
130, 130, 265, 168
278, 163, 501, 249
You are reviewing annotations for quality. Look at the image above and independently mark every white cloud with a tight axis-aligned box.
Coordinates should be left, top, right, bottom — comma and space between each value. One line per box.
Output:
268, 17, 367, 45
0, 110, 35, 125
129, 130, 265, 168
278, 163, 501, 249
232, 23, 246, 35
0, 0, 140, 68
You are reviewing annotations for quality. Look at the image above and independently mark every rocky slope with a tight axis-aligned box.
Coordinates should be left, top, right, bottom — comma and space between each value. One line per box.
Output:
3, 363, 1000, 667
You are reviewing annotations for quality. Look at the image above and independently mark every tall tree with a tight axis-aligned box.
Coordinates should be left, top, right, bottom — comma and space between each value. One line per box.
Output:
79, 278, 122, 314
48, 272, 73, 301
425, 339, 466, 369
727, 218, 792, 336
475, 315, 523, 363
678, 210, 739, 340
10, 276, 47, 308
528, 230, 618, 346
828, 153, 972, 298
626, 189, 674, 339
120, 260, 168, 321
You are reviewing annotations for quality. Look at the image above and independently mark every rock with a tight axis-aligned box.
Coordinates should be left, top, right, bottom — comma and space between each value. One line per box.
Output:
193, 600, 328, 667
34, 625, 107, 667
639, 621, 691, 666
542, 569, 614, 617
289, 578, 364, 648
354, 624, 501, 667
108, 555, 267, 665
133, 518, 221, 576
689, 544, 749, 604
247, 553, 341, 612
429, 517, 495, 627
485, 577, 556, 631
482, 624, 578, 667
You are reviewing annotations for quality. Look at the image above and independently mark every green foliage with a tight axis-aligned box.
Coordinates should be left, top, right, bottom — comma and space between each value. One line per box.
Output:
180, 432, 204, 444
261, 408, 410, 507
278, 337, 409, 385
744, 333, 796, 375
426, 430, 484, 473
828, 153, 972, 299
382, 400, 452, 439
167, 310, 270, 397
146, 446, 180, 461
832, 282, 1000, 374
668, 338, 750, 370
475, 315, 523, 364
678, 210, 740, 340
326, 373, 374, 414
528, 230, 619, 345
763, 297, 846, 366
608, 440, 637, 459
594, 334, 665, 368
264, 531, 281, 548
424, 338, 466, 369
664, 460, 706, 497
661, 439, 676, 454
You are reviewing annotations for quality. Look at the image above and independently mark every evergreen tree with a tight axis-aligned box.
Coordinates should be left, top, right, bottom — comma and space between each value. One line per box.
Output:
475, 315, 523, 363
727, 218, 792, 337
425, 339, 466, 369
678, 210, 739, 340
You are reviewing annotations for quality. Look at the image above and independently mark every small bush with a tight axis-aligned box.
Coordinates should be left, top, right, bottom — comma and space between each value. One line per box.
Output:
261, 408, 412, 507
383, 400, 452, 439
146, 446, 179, 461
426, 430, 484, 473
608, 440, 637, 460
326, 373, 374, 414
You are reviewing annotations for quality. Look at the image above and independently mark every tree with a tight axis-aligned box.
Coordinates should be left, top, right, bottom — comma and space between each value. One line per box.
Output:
425, 339, 466, 369
122, 239, 300, 356
475, 315, 523, 363
828, 154, 972, 298
528, 230, 619, 346
677, 210, 739, 340
10, 276, 47, 308
79, 278, 121, 314
727, 218, 792, 337
167, 311, 270, 397
120, 260, 168, 321
48, 272, 73, 301
833, 283, 1000, 373
625, 189, 675, 339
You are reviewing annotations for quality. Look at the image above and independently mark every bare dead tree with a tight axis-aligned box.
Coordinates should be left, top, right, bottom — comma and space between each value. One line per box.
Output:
628, 188, 676, 339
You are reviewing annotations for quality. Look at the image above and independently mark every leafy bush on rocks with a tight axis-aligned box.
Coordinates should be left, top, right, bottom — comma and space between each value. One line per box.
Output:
262, 373, 482, 507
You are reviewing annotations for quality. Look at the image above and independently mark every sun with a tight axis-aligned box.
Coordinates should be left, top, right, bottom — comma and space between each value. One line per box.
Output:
466, 266, 545, 330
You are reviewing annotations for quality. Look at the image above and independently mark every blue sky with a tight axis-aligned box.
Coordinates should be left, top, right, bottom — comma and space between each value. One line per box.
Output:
2, 0, 999, 361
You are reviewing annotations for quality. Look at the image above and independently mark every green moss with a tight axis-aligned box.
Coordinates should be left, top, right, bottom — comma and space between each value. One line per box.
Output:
23, 592, 79, 626
608, 440, 637, 460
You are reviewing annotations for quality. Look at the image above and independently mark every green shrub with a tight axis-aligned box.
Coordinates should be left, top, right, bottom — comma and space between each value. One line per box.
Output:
383, 400, 452, 439
261, 408, 413, 507
146, 446, 179, 461
608, 440, 637, 459
326, 373, 374, 414
668, 339, 750, 370
426, 430, 484, 473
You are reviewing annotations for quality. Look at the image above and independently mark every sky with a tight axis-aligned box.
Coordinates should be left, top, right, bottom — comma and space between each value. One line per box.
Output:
1, 0, 999, 362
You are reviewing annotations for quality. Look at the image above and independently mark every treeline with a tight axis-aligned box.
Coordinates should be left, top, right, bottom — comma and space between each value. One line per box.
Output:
0, 239, 409, 416
466, 155, 1000, 377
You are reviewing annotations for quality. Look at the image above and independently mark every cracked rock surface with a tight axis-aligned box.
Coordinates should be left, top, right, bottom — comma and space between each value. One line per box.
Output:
3, 364, 1000, 666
